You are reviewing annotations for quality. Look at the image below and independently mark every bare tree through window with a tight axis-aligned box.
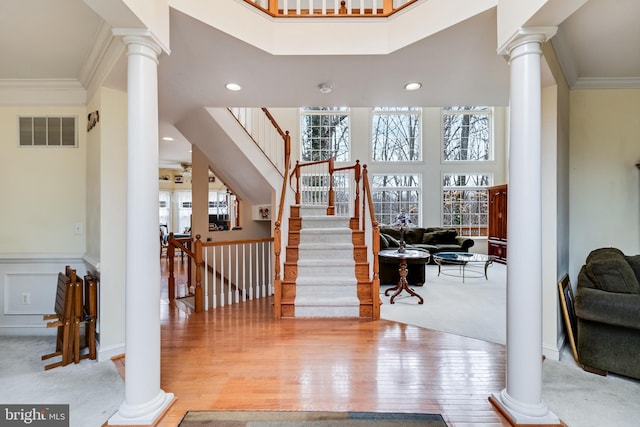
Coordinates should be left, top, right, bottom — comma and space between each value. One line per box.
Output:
443, 106, 491, 161
372, 107, 421, 162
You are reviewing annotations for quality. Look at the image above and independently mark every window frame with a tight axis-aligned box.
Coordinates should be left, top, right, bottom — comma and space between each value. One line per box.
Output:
371, 107, 422, 163
441, 107, 493, 163
300, 107, 350, 162
371, 173, 422, 227
441, 172, 493, 237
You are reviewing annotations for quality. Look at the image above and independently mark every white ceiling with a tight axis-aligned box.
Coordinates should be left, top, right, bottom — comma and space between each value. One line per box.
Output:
1, 0, 639, 168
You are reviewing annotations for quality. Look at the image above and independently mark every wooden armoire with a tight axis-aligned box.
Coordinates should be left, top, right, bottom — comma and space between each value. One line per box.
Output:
488, 184, 507, 264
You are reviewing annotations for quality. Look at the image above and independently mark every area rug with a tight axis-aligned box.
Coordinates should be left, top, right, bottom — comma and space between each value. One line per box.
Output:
179, 411, 447, 426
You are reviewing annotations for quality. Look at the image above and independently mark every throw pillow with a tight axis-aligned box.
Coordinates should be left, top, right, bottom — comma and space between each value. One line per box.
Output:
379, 233, 389, 249
422, 232, 437, 245
385, 234, 400, 248
587, 256, 640, 294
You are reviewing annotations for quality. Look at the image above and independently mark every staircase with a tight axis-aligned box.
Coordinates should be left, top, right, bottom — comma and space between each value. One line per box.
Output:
281, 205, 375, 318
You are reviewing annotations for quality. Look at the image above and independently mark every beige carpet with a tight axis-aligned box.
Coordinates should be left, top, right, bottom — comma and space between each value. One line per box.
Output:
380, 263, 506, 344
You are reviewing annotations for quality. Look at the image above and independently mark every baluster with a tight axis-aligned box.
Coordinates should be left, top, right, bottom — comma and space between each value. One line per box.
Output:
372, 0, 377, 15
204, 247, 209, 311
268, 241, 273, 295
234, 244, 240, 303
322, 0, 326, 14
262, 241, 267, 297
194, 235, 203, 312
212, 246, 217, 308
248, 244, 254, 300
227, 245, 232, 305
308, 0, 313, 15
219, 245, 225, 307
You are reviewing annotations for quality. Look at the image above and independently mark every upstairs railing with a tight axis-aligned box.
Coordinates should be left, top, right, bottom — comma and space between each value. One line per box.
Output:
229, 108, 288, 176
244, 0, 418, 17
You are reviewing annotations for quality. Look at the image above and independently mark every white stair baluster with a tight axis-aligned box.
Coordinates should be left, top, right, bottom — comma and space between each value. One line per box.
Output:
204, 247, 209, 310
228, 245, 233, 305
219, 246, 225, 307
234, 244, 240, 303
249, 243, 254, 299
212, 246, 217, 309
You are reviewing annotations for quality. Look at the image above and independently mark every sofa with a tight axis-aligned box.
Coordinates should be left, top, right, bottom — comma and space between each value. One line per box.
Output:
378, 226, 475, 287
574, 247, 640, 379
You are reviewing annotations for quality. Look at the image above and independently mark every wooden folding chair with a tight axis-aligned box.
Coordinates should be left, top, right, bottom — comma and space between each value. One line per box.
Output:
71, 273, 84, 364
80, 274, 97, 361
42, 271, 76, 370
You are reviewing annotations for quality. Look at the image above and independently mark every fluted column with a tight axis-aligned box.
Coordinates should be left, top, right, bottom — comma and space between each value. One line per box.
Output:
489, 28, 560, 425
108, 33, 174, 425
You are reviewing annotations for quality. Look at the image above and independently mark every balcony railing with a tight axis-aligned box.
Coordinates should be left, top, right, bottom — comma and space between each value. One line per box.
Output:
244, 0, 418, 17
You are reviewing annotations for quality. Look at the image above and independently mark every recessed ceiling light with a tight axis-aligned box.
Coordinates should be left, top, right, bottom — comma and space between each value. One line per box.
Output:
162, 137, 174, 141
225, 83, 242, 91
404, 82, 422, 91
318, 83, 332, 94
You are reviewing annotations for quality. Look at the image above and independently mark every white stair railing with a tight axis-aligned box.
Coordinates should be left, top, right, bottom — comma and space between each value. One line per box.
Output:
229, 107, 286, 176
202, 238, 273, 310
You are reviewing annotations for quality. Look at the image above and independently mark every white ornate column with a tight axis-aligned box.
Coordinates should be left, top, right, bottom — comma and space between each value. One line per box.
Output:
489, 28, 561, 425
108, 32, 175, 426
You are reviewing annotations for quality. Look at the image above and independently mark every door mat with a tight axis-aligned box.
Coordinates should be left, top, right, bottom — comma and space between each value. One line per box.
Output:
179, 411, 447, 426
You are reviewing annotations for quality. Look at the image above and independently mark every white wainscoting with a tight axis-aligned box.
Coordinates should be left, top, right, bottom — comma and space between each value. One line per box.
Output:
0, 254, 86, 335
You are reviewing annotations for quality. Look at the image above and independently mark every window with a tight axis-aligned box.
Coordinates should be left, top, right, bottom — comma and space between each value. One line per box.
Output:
442, 173, 491, 236
371, 174, 420, 226
371, 107, 421, 162
300, 107, 349, 162
19, 116, 77, 147
159, 191, 171, 229
442, 107, 491, 161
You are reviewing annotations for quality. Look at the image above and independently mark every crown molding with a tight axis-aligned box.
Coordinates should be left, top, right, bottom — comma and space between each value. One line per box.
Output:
0, 79, 86, 105
572, 77, 640, 90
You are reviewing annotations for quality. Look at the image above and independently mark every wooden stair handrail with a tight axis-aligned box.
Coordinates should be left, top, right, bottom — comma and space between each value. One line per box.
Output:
273, 129, 291, 320
361, 165, 381, 318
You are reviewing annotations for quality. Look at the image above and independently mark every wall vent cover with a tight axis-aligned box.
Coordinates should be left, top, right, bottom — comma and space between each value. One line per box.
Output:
19, 116, 77, 147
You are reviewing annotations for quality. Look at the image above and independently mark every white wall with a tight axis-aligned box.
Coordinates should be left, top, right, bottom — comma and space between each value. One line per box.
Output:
94, 87, 129, 360
0, 104, 87, 334
0, 106, 87, 254
569, 89, 640, 282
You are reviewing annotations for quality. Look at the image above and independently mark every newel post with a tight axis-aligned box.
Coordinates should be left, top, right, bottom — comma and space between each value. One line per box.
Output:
194, 234, 203, 312
273, 221, 282, 319
354, 160, 361, 221
294, 161, 301, 205
327, 157, 336, 215
168, 233, 175, 302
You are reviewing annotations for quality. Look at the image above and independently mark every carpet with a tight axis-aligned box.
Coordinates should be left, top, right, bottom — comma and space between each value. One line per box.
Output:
179, 411, 447, 426
0, 336, 124, 427
380, 264, 506, 344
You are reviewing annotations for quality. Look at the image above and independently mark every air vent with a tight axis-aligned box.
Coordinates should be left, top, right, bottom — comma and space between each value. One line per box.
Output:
19, 116, 77, 147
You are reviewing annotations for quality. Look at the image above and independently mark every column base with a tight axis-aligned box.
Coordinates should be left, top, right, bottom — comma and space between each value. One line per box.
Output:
107, 391, 175, 426
489, 392, 565, 426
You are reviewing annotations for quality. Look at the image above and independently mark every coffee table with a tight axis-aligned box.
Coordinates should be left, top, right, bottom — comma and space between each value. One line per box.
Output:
432, 252, 494, 283
378, 249, 430, 304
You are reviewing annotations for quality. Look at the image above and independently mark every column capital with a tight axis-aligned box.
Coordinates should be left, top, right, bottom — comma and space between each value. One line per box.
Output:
113, 28, 168, 57
498, 27, 558, 59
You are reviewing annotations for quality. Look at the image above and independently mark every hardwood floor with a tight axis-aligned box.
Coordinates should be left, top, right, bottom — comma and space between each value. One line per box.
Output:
153, 259, 510, 426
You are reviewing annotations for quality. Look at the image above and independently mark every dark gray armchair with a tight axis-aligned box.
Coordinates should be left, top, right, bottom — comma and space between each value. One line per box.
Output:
574, 247, 640, 379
